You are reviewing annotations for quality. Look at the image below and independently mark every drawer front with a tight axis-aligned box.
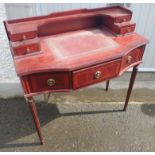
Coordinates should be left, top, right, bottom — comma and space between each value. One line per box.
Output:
104, 21, 135, 35
9, 31, 37, 42
120, 25, 135, 35
29, 72, 71, 93
115, 15, 131, 23
13, 43, 40, 56
121, 47, 142, 71
73, 59, 121, 89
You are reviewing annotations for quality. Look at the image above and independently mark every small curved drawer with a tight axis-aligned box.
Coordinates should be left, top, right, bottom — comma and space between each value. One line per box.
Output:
13, 43, 40, 56
120, 47, 144, 72
120, 25, 135, 34
9, 31, 37, 42
29, 72, 71, 93
73, 59, 121, 89
115, 15, 131, 23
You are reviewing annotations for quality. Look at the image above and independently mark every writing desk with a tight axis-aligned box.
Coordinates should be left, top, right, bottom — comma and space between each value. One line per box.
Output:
4, 6, 148, 144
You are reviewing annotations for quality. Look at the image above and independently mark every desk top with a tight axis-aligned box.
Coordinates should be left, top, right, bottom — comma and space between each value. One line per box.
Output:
4, 6, 148, 76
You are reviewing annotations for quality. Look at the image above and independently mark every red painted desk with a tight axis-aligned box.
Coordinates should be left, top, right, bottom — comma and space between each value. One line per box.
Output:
4, 6, 148, 144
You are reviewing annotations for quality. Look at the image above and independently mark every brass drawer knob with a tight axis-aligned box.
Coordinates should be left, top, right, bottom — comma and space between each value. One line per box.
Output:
123, 18, 126, 22
26, 47, 30, 53
47, 78, 55, 86
127, 27, 131, 33
94, 71, 102, 79
22, 35, 27, 40
127, 56, 132, 64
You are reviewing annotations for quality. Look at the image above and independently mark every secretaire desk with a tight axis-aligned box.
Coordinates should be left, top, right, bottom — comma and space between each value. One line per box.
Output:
4, 6, 148, 144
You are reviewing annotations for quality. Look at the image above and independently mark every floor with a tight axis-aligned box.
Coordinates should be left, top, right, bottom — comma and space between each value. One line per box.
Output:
0, 87, 155, 151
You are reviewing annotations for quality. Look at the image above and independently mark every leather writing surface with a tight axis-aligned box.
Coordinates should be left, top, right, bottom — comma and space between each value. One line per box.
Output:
44, 29, 118, 59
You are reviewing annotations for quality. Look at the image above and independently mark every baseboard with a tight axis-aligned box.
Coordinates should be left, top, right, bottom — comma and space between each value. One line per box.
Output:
0, 81, 44, 101
0, 81, 23, 98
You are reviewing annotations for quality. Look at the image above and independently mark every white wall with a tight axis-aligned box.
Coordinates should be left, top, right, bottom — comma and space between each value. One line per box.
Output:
5, 3, 35, 19
0, 4, 17, 82
34, 3, 107, 15
130, 4, 155, 71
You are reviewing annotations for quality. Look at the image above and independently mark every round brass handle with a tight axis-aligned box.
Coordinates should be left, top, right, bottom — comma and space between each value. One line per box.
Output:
22, 35, 27, 40
26, 47, 30, 53
127, 27, 131, 33
47, 78, 55, 86
123, 18, 126, 22
94, 71, 102, 79
127, 56, 132, 64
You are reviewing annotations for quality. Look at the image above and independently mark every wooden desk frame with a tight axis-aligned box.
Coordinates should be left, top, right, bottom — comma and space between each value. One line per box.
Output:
4, 6, 148, 144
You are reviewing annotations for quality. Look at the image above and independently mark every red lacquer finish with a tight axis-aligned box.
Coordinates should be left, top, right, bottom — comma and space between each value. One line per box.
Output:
29, 72, 71, 93
4, 6, 148, 144
73, 59, 121, 89
27, 97, 44, 144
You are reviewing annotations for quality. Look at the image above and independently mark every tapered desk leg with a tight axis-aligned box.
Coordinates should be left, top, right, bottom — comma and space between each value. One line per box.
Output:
105, 80, 110, 91
123, 65, 138, 111
27, 97, 44, 144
